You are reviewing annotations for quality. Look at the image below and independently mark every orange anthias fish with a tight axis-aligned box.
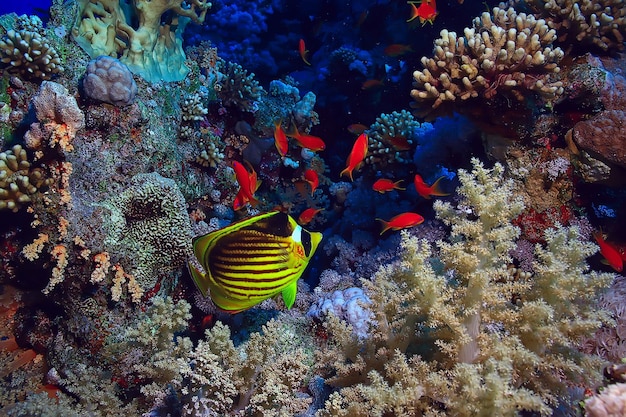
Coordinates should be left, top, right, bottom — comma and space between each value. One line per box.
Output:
593, 231, 624, 272
384, 134, 412, 151
361, 78, 385, 90
299, 39, 311, 65
303, 169, 319, 195
273, 120, 289, 157
287, 127, 326, 152
347, 123, 368, 135
298, 207, 323, 225
372, 179, 405, 193
407, 0, 438, 25
413, 174, 449, 199
340, 133, 369, 181
377, 212, 424, 235
383, 44, 413, 57
232, 161, 260, 210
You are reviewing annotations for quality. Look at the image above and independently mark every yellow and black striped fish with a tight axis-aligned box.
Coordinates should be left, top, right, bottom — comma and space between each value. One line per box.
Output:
188, 211, 322, 313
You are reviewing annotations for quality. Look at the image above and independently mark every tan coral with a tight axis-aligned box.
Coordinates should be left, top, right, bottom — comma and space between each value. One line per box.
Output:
0, 29, 63, 80
411, 7, 564, 112
0, 145, 52, 212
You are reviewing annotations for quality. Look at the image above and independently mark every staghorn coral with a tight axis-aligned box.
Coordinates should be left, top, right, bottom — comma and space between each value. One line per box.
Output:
411, 7, 564, 114
0, 29, 64, 81
317, 159, 613, 416
99, 172, 193, 295
365, 110, 420, 168
520, 0, 626, 53
0, 145, 52, 212
71, 0, 210, 82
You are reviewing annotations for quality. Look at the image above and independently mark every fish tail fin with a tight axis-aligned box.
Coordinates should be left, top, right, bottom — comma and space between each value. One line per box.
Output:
340, 166, 354, 181
394, 180, 406, 190
430, 176, 450, 197
376, 218, 390, 235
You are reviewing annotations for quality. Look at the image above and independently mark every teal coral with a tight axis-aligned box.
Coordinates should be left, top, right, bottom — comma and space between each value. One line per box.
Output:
365, 110, 420, 168
70, 0, 210, 82
316, 159, 613, 416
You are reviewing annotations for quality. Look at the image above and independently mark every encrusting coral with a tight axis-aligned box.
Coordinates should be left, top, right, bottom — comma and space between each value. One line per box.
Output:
411, 7, 564, 114
316, 158, 614, 416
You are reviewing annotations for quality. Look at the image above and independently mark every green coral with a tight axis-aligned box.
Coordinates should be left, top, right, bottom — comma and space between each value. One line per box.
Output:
317, 158, 613, 416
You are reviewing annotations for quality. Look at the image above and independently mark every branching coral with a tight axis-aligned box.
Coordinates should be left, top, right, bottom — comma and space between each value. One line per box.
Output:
522, 0, 626, 53
71, 0, 211, 82
0, 29, 64, 80
411, 7, 564, 114
365, 110, 420, 168
215, 60, 264, 112
316, 159, 613, 416
0, 145, 52, 212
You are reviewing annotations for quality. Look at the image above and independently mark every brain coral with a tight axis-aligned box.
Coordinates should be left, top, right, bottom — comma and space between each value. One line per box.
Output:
82, 56, 138, 107
100, 172, 192, 294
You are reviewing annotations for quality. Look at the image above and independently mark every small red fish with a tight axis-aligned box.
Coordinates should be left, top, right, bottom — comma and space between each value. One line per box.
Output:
361, 78, 385, 90
303, 169, 319, 195
233, 161, 260, 210
373, 179, 405, 193
407, 0, 438, 25
287, 127, 326, 152
377, 212, 424, 235
384, 135, 412, 151
347, 123, 368, 135
299, 39, 311, 65
383, 44, 413, 57
273, 120, 289, 157
299, 208, 323, 225
594, 232, 624, 272
340, 133, 369, 181
413, 174, 449, 199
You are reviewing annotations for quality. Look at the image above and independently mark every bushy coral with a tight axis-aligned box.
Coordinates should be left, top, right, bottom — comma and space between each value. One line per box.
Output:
411, 7, 564, 115
215, 60, 264, 112
0, 29, 63, 80
316, 159, 613, 416
365, 110, 420, 168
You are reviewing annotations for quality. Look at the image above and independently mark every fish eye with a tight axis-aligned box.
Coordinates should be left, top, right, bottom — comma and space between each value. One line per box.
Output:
301, 230, 312, 257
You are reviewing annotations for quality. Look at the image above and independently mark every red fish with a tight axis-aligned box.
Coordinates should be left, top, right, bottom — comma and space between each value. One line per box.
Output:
594, 232, 624, 272
340, 133, 368, 181
273, 120, 289, 157
377, 212, 424, 235
413, 174, 449, 199
232, 161, 260, 210
347, 123, 368, 135
287, 127, 326, 152
407, 0, 438, 25
303, 169, 319, 195
299, 39, 311, 65
298, 207, 323, 225
361, 78, 385, 90
373, 179, 405, 193
384, 135, 412, 151
383, 44, 413, 57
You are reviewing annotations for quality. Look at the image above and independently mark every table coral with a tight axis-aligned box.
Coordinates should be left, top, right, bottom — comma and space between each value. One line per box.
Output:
0, 29, 64, 80
71, 0, 210, 82
411, 7, 564, 115
99, 172, 193, 295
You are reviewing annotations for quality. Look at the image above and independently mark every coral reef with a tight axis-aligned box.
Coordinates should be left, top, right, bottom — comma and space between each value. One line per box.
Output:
411, 7, 564, 115
0, 144, 52, 211
99, 172, 193, 296
82, 56, 138, 107
71, 0, 211, 82
0, 29, 64, 80
315, 159, 613, 416
365, 110, 420, 168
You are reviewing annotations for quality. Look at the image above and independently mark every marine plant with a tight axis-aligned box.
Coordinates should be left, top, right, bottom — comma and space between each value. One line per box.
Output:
316, 158, 614, 416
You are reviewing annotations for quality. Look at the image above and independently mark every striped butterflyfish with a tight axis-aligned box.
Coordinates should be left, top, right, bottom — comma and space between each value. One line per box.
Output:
188, 211, 322, 312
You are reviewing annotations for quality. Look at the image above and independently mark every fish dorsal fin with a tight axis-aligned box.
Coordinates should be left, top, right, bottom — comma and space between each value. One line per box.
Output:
281, 281, 298, 309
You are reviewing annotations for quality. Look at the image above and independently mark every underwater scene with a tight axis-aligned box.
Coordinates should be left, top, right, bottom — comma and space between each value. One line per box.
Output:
1, 0, 626, 415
